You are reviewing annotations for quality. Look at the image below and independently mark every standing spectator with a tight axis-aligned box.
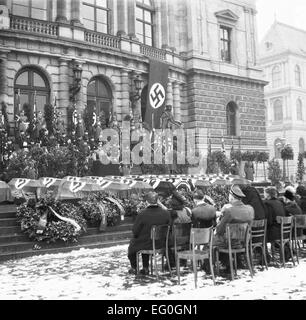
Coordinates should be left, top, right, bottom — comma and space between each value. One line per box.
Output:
127, 191, 171, 275
191, 189, 216, 228
283, 186, 302, 216
244, 161, 255, 181
240, 185, 267, 220
264, 187, 286, 243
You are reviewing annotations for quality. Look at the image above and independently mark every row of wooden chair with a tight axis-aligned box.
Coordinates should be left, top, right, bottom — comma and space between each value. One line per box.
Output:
136, 215, 306, 288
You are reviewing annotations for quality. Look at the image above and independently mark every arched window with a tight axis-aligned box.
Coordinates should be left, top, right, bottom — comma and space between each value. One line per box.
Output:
82, 0, 109, 33
274, 139, 282, 159
297, 98, 303, 121
295, 65, 302, 87
136, 0, 154, 46
273, 99, 283, 121
12, 0, 49, 20
272, 65, 281, 88
14, 67, 50, 115
226, 101, 237, 136
299, 138, 305, 154
87, 77, 112, 126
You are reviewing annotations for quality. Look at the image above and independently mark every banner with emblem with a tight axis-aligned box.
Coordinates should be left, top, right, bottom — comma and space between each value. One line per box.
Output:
144, 59, 169, 130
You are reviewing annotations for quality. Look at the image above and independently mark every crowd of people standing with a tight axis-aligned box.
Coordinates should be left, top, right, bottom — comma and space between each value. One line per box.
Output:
127, 183, 306, 276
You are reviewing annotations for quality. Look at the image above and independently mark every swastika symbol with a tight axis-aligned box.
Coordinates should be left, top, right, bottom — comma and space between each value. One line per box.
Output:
149, 83, 166, 109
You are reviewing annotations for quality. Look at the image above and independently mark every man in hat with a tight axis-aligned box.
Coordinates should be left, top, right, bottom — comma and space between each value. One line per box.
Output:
127, 191, 171, 275
191, 189, 216, 228
283, 186, 302, 216
216, 185, 254, 237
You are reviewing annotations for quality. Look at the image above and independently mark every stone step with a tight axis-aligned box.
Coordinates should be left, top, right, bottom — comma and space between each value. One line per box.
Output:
0, 218, 19, 227
0, 234, 29, 244
0, 207, 17, 219
0, 226, 21, 235
0, 239, 130, 262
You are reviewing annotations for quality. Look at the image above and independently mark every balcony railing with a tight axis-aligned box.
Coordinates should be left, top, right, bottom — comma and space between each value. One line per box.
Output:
84, 30, 120, 50
140, 44, 166, 60
10, 15, 58, 37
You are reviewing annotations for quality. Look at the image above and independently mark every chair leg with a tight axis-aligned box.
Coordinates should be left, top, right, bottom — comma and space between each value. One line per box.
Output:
154, 254, 159, 278
209, 256, 216, 285
176, 255, 180, 285
281, 242, 285, 268
289, 242, 295, 266
216, 249, 220, 276
245, 246, 253, 277
193, 256, 197, 289
228, 251, 234, 281
150, 255, 153, 275
249, 246, 255, 274
262, 245, 268, 270
233, 252, 237, 276
136, 253, 140, 274
165, 248, 172, 278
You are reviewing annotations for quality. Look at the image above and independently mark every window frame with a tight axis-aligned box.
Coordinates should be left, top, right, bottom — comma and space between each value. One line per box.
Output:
295, 65, 302, 87
220, 25, 232, 63
272, 65, 281, 88
136, 0, 154, 47
226, 102, 237, 136
297, 98, 303, 121
82, 0, 110, 34
273, 99, 283, 122
11, 0, 50, 21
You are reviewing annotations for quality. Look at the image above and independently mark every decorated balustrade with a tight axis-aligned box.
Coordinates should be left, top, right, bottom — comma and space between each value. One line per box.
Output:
84, 30, 120, 50
10, 15, 58, 37
140, 44, 166, 61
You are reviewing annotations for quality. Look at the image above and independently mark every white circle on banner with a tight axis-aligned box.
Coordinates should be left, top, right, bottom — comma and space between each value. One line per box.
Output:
149, 83, 166, 109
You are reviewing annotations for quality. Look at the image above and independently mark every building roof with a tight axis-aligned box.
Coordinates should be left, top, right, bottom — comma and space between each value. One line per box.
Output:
259, 21, 306, 60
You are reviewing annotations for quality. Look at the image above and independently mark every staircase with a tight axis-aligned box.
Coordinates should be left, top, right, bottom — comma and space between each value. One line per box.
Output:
0, 204, 133, 262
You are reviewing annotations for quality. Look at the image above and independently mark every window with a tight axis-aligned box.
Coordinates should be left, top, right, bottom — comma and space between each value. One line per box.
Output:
14, 68, 50, 116
274, 139, 282, 159
136, 0, 154, 46
272, 65, 281, 88
226, 101, 237, 136
12, 0, 48, 20
295, 65, 302, 87
220, 26, 231, 63
273, 99, 283, 121
82, 0, 109, 33
297, 99, 303, 121
299, 138, 305, 153
87, 77, 112, 127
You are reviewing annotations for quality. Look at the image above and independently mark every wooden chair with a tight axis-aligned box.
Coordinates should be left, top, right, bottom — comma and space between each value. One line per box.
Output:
136, 224, 171, 277
293, 215, 306, 263
250, 219, 268, 270
215, 223, 253, 281
272, 216, 295, 267
176, 227, 215, 288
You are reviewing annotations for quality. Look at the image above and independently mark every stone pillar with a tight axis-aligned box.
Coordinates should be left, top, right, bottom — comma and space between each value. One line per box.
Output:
58, 58, 70, 119
154, 0, 162, 48
160, 0, 169, 48
121, 69, 130, 119
56, 0, 68, 23
173, 81, 181, 122
244, 7, 253, 66
127, 0, 136, 39
0, 51, 9, 104
71, 0, 82, 26
117, 0, 127, 36
166, 81, 173, 106
168, 0, 175, 49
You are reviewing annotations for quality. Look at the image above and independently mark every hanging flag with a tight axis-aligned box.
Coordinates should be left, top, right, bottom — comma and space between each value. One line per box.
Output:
144, 59, 169, 130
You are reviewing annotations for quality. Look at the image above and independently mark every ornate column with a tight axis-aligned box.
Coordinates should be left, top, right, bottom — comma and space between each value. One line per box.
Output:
160, 0, 169, 48
166, 81, 173, 106
0, 51, 9, 103
121, 69, 130, 119
56, 0, 68, 23
127, 0, 136, 39
71, 0, 82, 26
117, 0, 127, 36
58, 58, 70, 119
173, 81, 181, 122
168, 0, 176, 49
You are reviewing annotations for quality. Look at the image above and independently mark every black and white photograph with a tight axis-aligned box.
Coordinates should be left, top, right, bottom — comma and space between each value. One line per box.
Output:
0, 0, 306, 303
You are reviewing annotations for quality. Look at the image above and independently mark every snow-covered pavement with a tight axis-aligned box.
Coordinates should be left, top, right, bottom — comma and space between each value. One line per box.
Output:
0, 245, 305, 300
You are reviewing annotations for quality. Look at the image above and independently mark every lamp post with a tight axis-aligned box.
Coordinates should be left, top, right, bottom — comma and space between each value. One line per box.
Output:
129, 73, 143, 118
69, 63, 83, 103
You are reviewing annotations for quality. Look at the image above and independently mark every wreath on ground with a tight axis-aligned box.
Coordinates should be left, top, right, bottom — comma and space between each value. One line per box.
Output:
16, 196, 87, 244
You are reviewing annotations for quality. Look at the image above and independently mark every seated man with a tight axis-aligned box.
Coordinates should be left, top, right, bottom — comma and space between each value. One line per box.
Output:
283, 186, 302, 217
127, 191, 171, 275
191, 190, 216, 228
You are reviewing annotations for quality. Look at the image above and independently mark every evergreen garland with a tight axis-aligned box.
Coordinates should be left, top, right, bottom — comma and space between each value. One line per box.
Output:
296, 152, 305, 183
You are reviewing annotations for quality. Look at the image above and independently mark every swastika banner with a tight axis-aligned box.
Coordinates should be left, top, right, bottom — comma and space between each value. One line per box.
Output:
144, 59, 169, 130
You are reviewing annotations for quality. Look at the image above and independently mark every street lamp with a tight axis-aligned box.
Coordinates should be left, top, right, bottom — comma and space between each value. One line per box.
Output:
129, 73, 143, 113
69, 63, 83, 102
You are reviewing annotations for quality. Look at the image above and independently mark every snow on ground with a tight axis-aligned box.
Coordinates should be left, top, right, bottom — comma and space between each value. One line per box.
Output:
0, 245, 306, 300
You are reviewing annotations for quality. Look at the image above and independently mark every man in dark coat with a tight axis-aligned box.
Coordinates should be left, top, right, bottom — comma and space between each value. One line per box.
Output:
283, 187, 302, 217
128, 191, 170, 275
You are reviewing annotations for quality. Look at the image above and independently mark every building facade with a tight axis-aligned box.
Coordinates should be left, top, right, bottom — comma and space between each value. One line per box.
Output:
0, 0, 266, 162
259, 22, 306, 179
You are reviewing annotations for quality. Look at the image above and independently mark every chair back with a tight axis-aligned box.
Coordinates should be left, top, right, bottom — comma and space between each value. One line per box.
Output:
151, 224, 170, 251
250, 219, 267, 246
173, 223, 191, 250
276, 216, 293, 242
190, 227, 213, 250
225, 223, 250, 248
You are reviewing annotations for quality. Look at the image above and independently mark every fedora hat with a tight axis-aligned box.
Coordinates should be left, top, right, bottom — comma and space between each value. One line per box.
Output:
230, 184, 246, 199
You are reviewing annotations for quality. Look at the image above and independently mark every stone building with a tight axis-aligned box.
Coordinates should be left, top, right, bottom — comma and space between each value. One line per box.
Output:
0, 0, 266, 163
259, 21, 306, 179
